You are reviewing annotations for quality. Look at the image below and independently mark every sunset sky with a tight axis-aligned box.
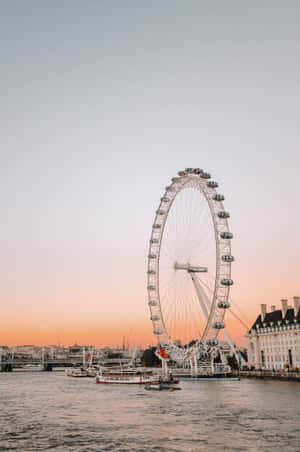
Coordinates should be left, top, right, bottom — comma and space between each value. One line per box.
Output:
1, 1, 299, 348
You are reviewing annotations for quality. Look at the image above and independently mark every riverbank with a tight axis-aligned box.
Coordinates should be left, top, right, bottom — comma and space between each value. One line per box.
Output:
234, 369, 300, 382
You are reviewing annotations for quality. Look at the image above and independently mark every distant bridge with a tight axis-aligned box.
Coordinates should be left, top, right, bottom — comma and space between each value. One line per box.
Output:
0, 357, 132, 372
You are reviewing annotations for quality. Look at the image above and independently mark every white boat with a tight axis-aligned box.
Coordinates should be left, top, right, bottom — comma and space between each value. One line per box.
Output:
65, 367, 88, 377
86, 366, 100, 377
14, 364, 44, 372
66, 347, 97, 377
95, 368, 160, 385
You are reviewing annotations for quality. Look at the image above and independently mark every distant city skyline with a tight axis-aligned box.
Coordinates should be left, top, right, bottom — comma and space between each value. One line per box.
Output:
1, 2, 299, 347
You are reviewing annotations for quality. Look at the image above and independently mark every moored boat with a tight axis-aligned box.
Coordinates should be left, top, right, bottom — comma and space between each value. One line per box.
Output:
86, 366, 100, 377
95, 368, 159, 385
66, 346, 97, 377
65, 367, 88, 377
14, 364, 44, 372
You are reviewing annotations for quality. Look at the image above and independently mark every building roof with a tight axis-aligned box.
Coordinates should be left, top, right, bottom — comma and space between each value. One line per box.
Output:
250, 308, 300, 333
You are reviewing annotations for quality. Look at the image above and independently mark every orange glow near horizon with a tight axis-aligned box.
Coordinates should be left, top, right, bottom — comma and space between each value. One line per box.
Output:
2, 259, 298, 349
2, 270, 298, 348
0, 324, 156, 348
0, 311, 248, 348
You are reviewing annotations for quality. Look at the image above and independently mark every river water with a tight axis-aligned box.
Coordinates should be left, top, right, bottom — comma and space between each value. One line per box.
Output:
0, 372, 299, 451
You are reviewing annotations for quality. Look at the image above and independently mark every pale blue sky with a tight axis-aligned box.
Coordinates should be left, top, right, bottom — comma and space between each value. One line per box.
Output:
1, 1, 299, 345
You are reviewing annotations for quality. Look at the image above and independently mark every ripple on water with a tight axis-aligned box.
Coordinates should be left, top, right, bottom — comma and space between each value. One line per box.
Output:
0, 374, 300, 451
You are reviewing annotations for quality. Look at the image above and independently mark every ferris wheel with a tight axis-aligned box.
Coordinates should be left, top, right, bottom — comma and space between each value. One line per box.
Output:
147, 168, 235, 363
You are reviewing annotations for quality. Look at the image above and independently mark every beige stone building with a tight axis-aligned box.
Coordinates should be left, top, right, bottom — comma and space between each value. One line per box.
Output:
247, 297, 300, 370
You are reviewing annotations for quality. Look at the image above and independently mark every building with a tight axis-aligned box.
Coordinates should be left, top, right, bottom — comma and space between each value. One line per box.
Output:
247, 297, 300, 370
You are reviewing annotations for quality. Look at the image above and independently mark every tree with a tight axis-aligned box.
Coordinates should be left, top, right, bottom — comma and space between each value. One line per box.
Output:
141, 347, 161, 367
227, 354, 239, 370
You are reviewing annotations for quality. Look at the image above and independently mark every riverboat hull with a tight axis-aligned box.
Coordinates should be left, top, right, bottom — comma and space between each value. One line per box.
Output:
13, 365, 44, 372
96, 376, 160, 384
95, 368, 160, 385
145, 384, 182, 391
65, 368, 88, 377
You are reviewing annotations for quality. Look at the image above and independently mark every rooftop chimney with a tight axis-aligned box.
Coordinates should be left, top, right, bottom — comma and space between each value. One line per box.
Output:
281, 299, 288, 318
270, 305, 276, 312
293, 296, 300, 315
261, 304, 267, 322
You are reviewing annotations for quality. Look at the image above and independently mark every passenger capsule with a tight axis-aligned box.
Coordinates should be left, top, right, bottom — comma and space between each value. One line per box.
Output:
165, 186, 175, 191
150, 238, 159, 244
147, 270, 156, 275
151, 315, 160, 321
171, 177, 181, 183
147, 285, 156, 290
206, 338, 219, 346
221, 278, 234, 286
193, 168, 203, 174
213, 194, 225, 202
213, 321, 225, 329
160, 197, 170, 203
156, 209, 165, 215
218, 211, 230, 219
220, 232, 233, 239
222, 255, 234, 262
178, 170, 187, 176
154, 329, 163, 335
207, 181, 218, 188
148, 254, 157, 259
201, 172, 211, 179
217, 300, 231, 309
153, 224, 161, 229
148, 300, 158, 307
185, 168, 194, 173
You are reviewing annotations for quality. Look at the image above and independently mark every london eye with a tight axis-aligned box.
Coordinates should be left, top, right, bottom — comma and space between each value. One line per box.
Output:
147, 168, 236, 369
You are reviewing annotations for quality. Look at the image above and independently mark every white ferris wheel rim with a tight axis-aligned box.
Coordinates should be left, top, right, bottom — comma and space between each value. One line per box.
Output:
147, 168, 234, 355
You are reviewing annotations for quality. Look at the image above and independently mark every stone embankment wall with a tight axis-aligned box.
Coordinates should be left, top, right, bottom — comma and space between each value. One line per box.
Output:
235, 370, 300, 382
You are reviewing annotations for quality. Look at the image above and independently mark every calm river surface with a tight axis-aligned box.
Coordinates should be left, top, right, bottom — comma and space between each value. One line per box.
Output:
0, 372, 299, 451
